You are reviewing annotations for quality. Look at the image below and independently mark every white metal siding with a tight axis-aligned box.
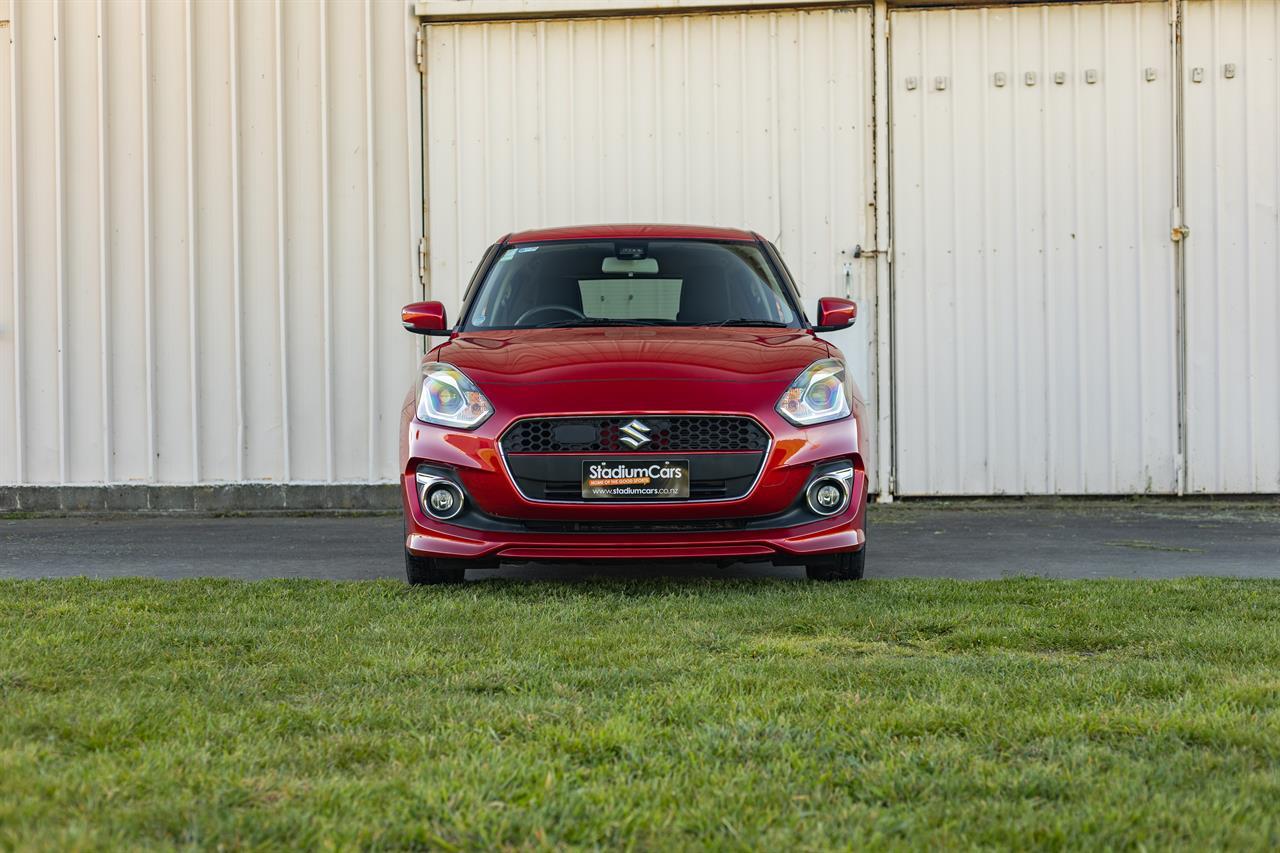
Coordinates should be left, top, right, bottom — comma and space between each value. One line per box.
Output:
5, 0, 1278, 498
0, 0, 422, 485
1183, 0, 1280, 493
422, 8, 881, 487
890, 3, 1180, 495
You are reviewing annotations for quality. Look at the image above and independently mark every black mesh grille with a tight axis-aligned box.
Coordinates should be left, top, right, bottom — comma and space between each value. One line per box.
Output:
503, 451, 763, 502
501, 416, 769, 453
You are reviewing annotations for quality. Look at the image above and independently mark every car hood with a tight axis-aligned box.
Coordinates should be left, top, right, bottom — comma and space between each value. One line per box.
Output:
434, 327, 829, 382
429, 327, 832, 416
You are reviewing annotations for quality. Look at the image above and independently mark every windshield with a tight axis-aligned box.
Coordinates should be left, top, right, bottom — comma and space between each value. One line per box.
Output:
462, 239, 800, 330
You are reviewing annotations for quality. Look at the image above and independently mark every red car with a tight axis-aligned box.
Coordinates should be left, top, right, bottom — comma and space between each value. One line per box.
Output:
399, 225, 868, 583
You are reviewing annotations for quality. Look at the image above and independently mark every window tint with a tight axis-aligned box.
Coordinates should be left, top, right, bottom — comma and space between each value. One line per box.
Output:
464, 240, 797, 329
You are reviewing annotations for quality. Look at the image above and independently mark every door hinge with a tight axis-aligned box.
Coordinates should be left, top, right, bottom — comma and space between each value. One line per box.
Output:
416, 28, 426, 75
418, 236, 428, 291
1170, 207, 1190, 242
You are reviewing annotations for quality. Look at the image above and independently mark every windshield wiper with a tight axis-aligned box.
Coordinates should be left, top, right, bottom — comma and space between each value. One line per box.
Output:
699, 319, 792, 328
527, 317, 678, 329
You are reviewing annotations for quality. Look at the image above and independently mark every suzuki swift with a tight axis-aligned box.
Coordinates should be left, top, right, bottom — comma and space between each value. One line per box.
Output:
399, 225, 868, 583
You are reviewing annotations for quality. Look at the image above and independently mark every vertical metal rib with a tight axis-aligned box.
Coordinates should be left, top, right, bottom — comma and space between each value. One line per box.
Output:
8, 0, 23, 481
53, 0, 68, 482
319, 0, 334, 481
140, 0, 156, 481
96, 0, 112, 482
273, 0, 290, 481
364, 0, 377, 481
184, 0, 200, 482
229, 0, 245, 481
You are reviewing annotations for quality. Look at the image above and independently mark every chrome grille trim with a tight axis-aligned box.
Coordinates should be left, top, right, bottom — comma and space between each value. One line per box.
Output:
496, 415, 773, 506
500, 415, 770, 454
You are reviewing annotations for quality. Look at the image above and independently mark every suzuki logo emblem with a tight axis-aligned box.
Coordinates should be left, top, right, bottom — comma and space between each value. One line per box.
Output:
619, 419, 652, 449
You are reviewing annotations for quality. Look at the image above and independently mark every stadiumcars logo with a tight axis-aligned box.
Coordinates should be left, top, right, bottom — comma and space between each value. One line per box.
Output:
582, 460, 690, 500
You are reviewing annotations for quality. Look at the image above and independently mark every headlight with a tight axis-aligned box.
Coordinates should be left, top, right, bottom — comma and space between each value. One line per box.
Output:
416, 364, 494, 429
776, 358, 851, 426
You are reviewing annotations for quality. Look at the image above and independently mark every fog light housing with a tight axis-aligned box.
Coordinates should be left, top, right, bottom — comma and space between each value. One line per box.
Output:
416, 470, 465, 521
805, 467, 855, 517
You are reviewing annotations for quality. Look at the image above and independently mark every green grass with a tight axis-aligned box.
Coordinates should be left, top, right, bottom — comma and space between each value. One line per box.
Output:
2, 578, 1279, 850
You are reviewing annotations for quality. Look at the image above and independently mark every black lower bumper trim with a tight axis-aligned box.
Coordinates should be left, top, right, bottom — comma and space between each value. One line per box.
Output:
521, 518, 748, 534
430, 503, 824, 535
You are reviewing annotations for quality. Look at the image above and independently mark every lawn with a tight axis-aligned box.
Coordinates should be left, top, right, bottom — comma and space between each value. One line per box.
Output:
2, 578, 1278, 850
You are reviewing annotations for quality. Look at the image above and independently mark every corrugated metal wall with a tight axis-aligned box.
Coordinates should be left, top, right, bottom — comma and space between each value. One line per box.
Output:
0, 0, 422, 486
422, 7, 882, 489
1183, 0, 1280, 493
4, 0, 1278, 496
890, 3, 1181, 494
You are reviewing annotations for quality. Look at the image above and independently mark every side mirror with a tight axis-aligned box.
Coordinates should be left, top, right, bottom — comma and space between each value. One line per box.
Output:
813, 297, 856, 332
401, 301, 449, 335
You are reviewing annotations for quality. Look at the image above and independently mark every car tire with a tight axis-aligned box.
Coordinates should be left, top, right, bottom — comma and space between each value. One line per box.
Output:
404, 549, 466, 585
805, 547, 866, 581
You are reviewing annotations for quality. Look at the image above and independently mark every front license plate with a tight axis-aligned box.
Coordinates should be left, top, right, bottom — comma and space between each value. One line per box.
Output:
581, 459, 690, 500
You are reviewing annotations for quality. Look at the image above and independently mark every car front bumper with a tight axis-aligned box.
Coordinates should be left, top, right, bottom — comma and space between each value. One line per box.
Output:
402, 468, 867, 564
401, 409, 867, 565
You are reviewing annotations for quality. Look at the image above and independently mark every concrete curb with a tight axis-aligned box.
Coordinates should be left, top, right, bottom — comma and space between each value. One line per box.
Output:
0, 484, 401, 514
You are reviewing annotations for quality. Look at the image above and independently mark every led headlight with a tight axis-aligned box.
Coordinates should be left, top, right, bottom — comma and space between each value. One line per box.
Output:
416, 363, 494, 429
776, 358, 851, 426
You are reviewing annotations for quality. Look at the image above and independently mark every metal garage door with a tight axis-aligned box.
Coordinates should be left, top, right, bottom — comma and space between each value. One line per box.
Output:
1183, 0, 1280, 493
421, 8, 880, 487
890, 3, 1180, 494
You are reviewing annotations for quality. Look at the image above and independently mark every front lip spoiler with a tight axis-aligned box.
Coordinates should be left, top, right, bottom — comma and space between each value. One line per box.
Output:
494, 414, 775, 507
404, 516, 865, 563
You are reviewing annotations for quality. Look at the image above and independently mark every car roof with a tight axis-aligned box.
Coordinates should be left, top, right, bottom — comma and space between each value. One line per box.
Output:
504, 224, 759, 244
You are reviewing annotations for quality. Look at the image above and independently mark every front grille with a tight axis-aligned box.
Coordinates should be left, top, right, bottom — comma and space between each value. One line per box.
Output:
501, 416, 769, 453
503, 452, 764, 502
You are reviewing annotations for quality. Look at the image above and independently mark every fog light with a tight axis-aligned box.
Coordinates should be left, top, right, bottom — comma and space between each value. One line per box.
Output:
815, 483, 843, 509
429, 487, 457, 514
416, 474, 465, 521
805, 474, 851, 517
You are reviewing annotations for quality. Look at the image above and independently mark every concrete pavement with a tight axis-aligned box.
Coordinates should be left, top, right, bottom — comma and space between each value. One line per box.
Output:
2, 502, 1277, 581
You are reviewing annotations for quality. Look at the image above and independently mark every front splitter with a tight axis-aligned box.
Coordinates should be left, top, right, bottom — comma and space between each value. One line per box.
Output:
405, 520, 863, 562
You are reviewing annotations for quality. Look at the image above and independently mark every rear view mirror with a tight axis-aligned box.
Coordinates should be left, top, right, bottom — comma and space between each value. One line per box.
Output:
602, 257, 659, 274
401, 301, 450, 335
813, 297, 857, 332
